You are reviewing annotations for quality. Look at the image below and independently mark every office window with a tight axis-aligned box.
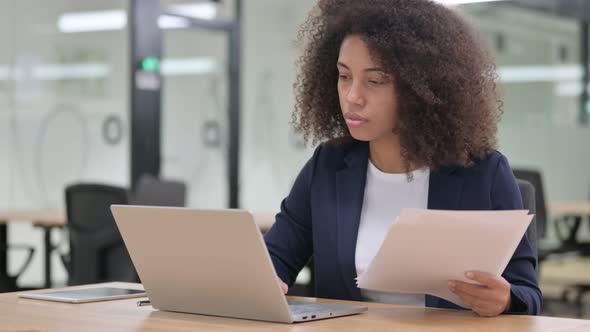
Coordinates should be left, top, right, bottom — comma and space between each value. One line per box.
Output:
240, 0, 316, 213
0, 0, 130, 286
465, 3, 590, 202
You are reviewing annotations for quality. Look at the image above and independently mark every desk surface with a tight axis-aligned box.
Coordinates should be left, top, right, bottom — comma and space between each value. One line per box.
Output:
0, 208, 66, 227
549, 201, 590, 217
1, 282, 589, 332
541, 257, 590, 285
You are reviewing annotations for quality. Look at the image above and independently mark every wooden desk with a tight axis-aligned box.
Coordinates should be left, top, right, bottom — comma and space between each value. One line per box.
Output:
0, 282, 589, 331
0, 209, 66, 227
0, 209, 66, 290
541, 257, 590, 285
549, 202, 590, 217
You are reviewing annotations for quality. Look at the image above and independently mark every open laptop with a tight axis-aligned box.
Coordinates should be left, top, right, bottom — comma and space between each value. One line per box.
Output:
110, 205, 367, 323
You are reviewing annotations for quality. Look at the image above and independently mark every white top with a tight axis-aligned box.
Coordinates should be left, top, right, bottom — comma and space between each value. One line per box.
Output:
355, 159, 430, 306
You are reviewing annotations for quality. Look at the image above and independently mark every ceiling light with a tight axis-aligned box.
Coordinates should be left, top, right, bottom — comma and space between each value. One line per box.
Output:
58, 10, 126, 33
57, 3, 217, 33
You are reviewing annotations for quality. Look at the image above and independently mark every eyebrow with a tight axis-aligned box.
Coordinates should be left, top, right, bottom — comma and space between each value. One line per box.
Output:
337, 62, 386, 73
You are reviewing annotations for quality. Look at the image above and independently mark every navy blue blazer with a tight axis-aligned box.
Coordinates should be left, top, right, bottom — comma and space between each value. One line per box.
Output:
264, 139, 542, 315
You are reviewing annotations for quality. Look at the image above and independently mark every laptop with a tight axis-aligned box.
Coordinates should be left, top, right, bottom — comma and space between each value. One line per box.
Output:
19, 287, 146, 303
110, 205, 367, 323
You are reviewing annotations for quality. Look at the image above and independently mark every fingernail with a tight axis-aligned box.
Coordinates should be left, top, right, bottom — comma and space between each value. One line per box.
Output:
466, 272, 474, 278
448, 281, 456, 289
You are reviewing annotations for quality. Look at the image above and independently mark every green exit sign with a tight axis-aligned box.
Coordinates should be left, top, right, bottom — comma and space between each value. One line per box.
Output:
141, 57, 160, 72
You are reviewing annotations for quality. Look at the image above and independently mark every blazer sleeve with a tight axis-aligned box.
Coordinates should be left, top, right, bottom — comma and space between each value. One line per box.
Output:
263, 144, 322, 286
492, 154, 543, 315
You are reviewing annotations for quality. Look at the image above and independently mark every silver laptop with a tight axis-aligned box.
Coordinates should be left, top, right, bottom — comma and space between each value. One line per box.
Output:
111, 205, 367, 323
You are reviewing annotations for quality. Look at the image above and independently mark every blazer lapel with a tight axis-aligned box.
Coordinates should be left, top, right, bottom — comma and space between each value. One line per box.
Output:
336, 141, 369, 300
428, 165, 463, 210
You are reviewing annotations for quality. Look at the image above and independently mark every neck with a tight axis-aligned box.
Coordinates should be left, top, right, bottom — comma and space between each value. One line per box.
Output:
369, 134, 417, 174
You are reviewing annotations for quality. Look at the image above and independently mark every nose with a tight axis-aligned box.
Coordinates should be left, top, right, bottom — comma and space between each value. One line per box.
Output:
345, 80, 365, 106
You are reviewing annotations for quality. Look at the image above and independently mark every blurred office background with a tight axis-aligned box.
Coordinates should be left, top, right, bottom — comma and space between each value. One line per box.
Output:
0, 0, 589, 318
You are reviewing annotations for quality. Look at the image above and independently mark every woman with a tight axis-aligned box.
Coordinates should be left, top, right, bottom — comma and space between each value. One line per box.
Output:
264, 0, 541, 317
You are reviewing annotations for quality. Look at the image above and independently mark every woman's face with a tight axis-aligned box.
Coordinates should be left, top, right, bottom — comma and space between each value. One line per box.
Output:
337, 34, 399, 142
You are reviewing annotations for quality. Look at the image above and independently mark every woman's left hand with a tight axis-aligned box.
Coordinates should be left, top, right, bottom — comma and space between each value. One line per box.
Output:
448, 271, 512, 317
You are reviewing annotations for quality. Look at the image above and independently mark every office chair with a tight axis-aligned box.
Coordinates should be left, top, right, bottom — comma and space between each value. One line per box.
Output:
131, 174, 186, 207
516, 175, 589, 317
63, 183, 138, 286
517, 179, 538, 271
513, 168, 563, 264
513, 169, 547, 239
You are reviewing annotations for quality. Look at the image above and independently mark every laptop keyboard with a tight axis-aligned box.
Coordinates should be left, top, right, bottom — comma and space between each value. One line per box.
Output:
288, 300, 351, 315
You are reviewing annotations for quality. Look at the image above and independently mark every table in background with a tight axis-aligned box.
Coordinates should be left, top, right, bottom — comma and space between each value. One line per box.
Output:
0, 209, 66, 290
548, 201, 590, 254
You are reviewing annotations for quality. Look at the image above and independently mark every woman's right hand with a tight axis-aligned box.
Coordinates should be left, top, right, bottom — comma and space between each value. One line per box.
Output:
278, 278, 288, 294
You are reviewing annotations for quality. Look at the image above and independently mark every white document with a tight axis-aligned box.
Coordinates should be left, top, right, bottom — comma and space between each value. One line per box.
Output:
356, 209, 533, 308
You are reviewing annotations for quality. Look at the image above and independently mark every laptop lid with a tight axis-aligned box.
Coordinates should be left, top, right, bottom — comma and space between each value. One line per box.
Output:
110, 205, 293, 323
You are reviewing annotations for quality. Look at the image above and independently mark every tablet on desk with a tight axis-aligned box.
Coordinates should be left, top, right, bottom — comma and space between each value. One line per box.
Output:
19, 287, 146, 303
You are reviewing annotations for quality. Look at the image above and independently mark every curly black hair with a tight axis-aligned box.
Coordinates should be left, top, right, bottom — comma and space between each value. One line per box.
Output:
292, 0, 502, 169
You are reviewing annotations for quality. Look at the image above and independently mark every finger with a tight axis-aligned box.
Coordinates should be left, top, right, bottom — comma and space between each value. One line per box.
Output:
451, 282, 509, 311
469, 289, 512, 315
449, 280, 495, 301
449, 281, 506, 313
472, 306, 499, 317
279, 280, 288, 294
455, 292, 503, 317
472, 301, 505, 317
454, 291, 477, 309
465, 271, 505, 289
449, 281, 477, 308
460, 290, 507, 317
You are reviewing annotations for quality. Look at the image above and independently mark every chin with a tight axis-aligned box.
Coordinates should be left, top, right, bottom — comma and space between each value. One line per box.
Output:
348, 129, 375, 142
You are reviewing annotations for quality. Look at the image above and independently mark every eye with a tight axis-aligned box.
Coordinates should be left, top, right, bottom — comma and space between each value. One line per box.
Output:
368, 72, 390, 86
338, 73, 350, 81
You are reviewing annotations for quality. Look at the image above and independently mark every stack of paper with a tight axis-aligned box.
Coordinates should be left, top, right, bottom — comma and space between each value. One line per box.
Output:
356, 209, 533, 308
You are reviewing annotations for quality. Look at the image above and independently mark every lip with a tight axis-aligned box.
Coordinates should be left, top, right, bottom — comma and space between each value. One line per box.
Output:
344, 113, 368, 127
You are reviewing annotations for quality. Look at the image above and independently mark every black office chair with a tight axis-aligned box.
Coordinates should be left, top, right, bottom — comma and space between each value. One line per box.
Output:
513, 169, 547, 240
517, 179, 538, 271
516, 176, 590, 317
512, 168, 564, 266
514, 180, 572, 316
63, 183, 138, 286
515, 168, 590, 256
131, 174, 187, 207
